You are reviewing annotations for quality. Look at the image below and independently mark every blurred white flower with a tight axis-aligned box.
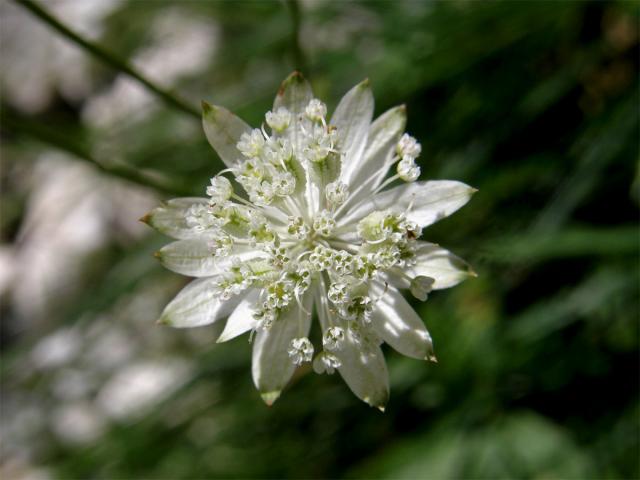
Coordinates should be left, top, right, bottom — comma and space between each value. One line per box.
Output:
97, 359, 191, 421
31, 327, 82, 370
8, 153, 157, 324
0, 0, 120, 113
82, 8, 219, 128
51, 402, 106, 445
144, 72, 476, 409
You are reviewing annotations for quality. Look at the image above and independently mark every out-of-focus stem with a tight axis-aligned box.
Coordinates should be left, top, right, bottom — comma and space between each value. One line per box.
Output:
2, 108, 191, 196
285, 0, 308, 73
12, 0, 200, 120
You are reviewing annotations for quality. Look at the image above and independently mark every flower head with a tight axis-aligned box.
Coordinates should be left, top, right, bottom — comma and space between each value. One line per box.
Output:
143, 72, 476, 409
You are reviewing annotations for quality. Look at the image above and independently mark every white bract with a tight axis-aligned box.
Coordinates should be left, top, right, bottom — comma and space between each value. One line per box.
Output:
143, 72, 477, 410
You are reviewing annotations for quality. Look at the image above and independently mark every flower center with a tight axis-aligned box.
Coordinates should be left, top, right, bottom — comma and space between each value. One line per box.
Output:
186, 98, 425, 367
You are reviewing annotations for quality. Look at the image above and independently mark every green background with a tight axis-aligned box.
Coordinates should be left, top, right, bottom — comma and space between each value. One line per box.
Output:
1, 0, 638, 478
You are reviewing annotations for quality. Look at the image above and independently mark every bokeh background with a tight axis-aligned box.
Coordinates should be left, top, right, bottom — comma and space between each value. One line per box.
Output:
1, 0, 638, 479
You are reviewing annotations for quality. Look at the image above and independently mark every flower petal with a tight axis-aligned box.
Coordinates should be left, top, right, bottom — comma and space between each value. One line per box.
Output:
273, 71, 313, 153
202, 101, 251, 168
335, 325, 389, 411
389, 241, 475, 290
216, 290, 259, 343
339, 180, 476, 229
332, 79, 374, 185
369, 282, 435, 360
158, 277, 244, 328
347, 105, 406, 200
141, 197, 209, 240
251, 291, 313, 405
156, 239, 259, 277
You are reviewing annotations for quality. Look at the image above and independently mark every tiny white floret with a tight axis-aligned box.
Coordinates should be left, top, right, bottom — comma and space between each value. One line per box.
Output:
288, 337, 314, 366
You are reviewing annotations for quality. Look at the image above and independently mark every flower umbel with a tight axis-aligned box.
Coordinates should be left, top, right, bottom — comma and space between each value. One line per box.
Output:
143, 72, 476, 409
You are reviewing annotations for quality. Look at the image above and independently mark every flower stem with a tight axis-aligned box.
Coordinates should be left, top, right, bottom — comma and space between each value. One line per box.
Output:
327, 240, 358, 253
285, 0, 308, 73
372, 174, 401, 196
2, 107, 190, 196
12, 0, 200, 120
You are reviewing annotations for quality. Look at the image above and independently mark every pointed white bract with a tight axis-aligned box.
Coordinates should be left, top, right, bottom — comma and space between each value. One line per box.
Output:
217, 290, 260, 343
158, 276, 243, 328
144, 72, 476, 409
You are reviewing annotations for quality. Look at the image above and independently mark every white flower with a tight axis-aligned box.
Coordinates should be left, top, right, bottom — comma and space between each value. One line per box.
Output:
265, 107, 291, 132
313, 351, 341, 375
143, 72, 477, 409
323, 326, 346, 351
206, 176, 232, 204
288, 337, 314, 366
397, 156, 421, 182
237, 129, 265, 158
325, 181, 349, 206
312, 209, 336, 236
397, 133, 422, 159
305, 98, 327, 121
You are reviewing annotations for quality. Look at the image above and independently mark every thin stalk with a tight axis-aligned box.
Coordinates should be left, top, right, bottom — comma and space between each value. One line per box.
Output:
12, 0, 200, 119
326, 240, 357, 253
285, 0, 307, 73
2, 108, 190, 196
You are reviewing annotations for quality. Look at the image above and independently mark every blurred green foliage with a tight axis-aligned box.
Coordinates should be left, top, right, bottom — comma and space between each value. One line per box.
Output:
1, 0, 638, 479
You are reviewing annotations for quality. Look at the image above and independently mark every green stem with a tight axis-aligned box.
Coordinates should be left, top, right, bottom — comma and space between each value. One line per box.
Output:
2, 108, 191, 196
12, 0, 200, 120
285, 0, 308, 73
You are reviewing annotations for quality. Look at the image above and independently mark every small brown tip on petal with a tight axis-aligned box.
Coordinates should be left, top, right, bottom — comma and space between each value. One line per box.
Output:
261, 391, 281, 406
201, 100, 212, 113
156, 317, 170, 326
399, 104, 407, 111
278, 71, 305, 96
139, 213, 152, 224
153, 251, 162, 259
